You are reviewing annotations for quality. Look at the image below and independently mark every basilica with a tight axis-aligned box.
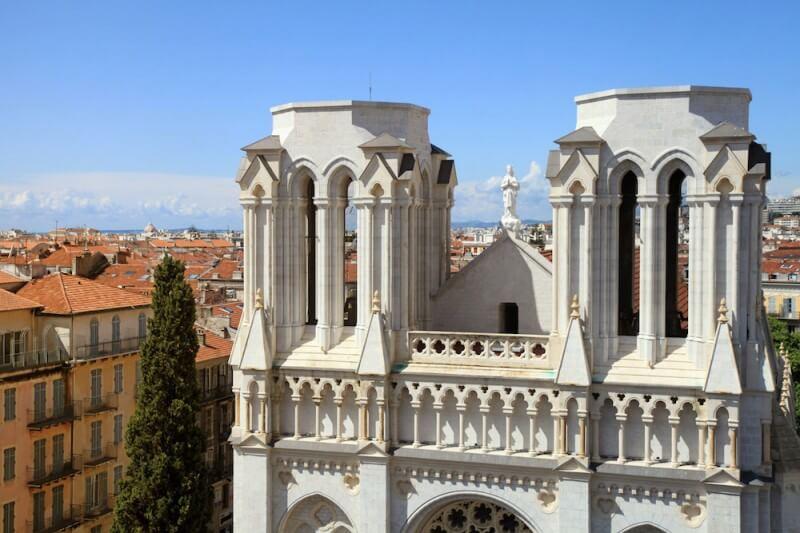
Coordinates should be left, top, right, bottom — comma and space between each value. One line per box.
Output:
228, 87, 800, 532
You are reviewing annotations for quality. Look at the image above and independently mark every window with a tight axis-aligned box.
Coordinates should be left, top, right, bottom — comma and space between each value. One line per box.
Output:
114, 415, 123, 445
32, 492, 44, 532
304, 179, 318, 325
91, 369, 102, 407
114, 364, 123, 394
341, 178, 357, 327
138, 313, 147, 339
33, 440, 45, 480
52, 485, 64, 524
3, 389, 15, 421
0, 331, 26, 366
53, 379, 65, 417
618, 171, 640, 336
665, 169, 689, 337
768, 296, 777, 314
3, 448, 15, 481
89, 318, 99, 355
52, 434, 64, 472
2, 502, 13, 533
111, 315, 121, 352
113, 465, 123, 494
499, 303, 519, 334
91, 421, 102, 457
33, 382, 46, 421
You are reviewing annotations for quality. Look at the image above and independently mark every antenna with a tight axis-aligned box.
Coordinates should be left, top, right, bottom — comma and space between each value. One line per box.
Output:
369, 71, 372, 101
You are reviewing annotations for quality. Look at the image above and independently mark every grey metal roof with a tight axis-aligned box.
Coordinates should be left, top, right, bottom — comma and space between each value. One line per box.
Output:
241, 135, 282, 152
358, 132, 412, 150
430, 143, 451, 157
700, 121, 754, 142
554, 126, 603, 145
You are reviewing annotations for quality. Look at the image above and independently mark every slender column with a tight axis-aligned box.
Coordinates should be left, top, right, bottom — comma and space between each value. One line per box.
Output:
579, 196, 594, 336
637, 197, 659, 363
241, 200, 258, 318
390, 401, 399, 447
243, 393, 251, 433
706, 199, 719, 339
528, 408, 538, 455
377, 403, 385, 444
354, 199, 374, 342
763, 421, 772, 465
480, 407, 489, 451
643, 417, 652, 463
592, 415, 601, 462
313, 397, 321, 440
730, 426, 738, 468
669, 418, 679, 466
258, 395, 267, 434
313, 198, 334, 350
292, 396, 300, 438
412, 402, 420, 447
708, 425, 717, 466
273, 393, 281, 436
553, 415, 561, 455
234, 391, 240, 427
358, 401, 368, 440
578, 415, 587, 457
434, 403, 443, 448
561, 415, 568, 454
697, 423, 706, 467
617, 416, 626, 462
335, 399, 343, 441
457, 405, 466, 450
504, 408, 513, 454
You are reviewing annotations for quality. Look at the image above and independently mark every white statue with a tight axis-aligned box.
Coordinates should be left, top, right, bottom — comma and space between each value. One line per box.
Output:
500, 164, 521, 236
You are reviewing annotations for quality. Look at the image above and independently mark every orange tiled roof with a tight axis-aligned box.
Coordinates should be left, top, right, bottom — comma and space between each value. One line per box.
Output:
0, 287, 42, 312
211, 302, 243, 329
0, 271, 23, 284
18, 273, 150, 315
209, 239, 234, 248
196, 328, 233, 362
202, 260, 241, 280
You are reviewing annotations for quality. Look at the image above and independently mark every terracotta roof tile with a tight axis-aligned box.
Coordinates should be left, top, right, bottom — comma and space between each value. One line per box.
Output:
0, 271, 23, 284
210, 302, 243, 329
196, 329, 233, 362
18, 273, 150, 315
0, 287, 42, 312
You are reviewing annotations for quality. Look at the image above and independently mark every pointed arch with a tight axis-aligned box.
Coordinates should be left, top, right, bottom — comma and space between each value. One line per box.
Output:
278, 494, 355, 533
402, 493, 539, 533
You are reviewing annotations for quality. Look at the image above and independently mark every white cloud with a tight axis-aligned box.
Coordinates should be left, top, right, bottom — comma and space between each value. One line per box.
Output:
453, 161, 551, 222
0, 171, 238, 230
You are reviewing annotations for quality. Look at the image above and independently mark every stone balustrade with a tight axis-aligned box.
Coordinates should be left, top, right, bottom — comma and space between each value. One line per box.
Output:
408, 331, 551, 368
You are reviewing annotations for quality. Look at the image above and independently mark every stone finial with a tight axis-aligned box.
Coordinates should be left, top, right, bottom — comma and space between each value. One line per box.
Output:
255, 288, 264, 310
372, 290, 381, 313
570, 294, 580, 319
717, 298, 728, 324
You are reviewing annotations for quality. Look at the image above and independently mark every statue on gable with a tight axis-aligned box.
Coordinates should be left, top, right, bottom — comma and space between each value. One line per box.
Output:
500, 164, 521, 237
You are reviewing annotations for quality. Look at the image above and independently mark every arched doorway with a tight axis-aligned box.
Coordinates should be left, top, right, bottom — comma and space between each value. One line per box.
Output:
622, 524, 668, 533
279, 495, 354, 533
419, 499, 534, 533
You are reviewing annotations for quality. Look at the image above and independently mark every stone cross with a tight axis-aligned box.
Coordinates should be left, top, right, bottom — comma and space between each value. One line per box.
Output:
500, 164, 521, 236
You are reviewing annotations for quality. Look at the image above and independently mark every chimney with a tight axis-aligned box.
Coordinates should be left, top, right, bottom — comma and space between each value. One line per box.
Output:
196, 329, 206, 346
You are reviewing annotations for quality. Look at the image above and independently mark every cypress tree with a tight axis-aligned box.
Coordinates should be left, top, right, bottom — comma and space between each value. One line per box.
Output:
112, 255, 210, 532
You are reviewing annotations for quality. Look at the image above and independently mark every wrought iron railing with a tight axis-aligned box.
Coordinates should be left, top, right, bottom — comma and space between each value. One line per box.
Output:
74, 336, 143, 360
0, 348, 68, 372
200, 384, 234, 403
27, 455, 82, 487
26, 504, 82, 533
83, 494, 114, 519
83, 393, 118, 415
407, 331, 551, 368
27, 402, 79, 429
84, 443, 118, 468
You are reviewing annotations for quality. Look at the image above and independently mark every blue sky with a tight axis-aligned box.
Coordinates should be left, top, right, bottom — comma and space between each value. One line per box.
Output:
1, 1, 798, 231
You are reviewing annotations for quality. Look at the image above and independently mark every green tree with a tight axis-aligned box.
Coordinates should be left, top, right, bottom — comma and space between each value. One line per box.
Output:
112, 255, 210, 532
768, 316, 800, 427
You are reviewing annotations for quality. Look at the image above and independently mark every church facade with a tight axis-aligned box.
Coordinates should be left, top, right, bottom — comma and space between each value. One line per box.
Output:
228, 88, 800, 532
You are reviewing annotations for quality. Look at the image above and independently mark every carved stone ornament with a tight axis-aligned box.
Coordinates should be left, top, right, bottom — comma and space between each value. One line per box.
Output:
343, 472, 360, 494
680, 502, 706, 528
537, 489, 558, 513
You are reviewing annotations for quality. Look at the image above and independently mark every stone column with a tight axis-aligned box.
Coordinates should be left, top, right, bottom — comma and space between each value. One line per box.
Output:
637, 196, 659, 364
504, 407, 513, 454
358, 400, 368, 440
243, 392, 252, 433
390, 400, 399, 447
434, 403, 443, 448
578, 414, 587, 458
234, 389, 241, 427
335, 398, 343, 441
241, 199, 259, 319
643, 417, 652, 463
354, 198, 374, 343
670, 418, 679, 466
272, 392, 281, 437
591, 415, 601, 463
258, 395, 267, 434
697, 423, 706, 467
617, 416, 626, 462
313, 197, 334, 350
457, 404, 466, 450
708, 424, 717, 466
292, 395, 300, 439
412, 402, 421, 447
313, 397, 321, 440
730, 426, 738, 468
529, 408, 538, 455
480, 406, 489, 451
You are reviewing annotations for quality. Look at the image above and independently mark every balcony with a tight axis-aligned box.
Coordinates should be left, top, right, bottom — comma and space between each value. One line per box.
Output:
27, 456, 82, 488
83, 393, 118, 415
407, 331, 552, 369
27, 402, 79, 430
83, 495, 114, 520
200, 384, 234, 404
0, 348, 68, 373
74, 336, 143, 361
84, 443, 118, 468
26, 505, 82, 533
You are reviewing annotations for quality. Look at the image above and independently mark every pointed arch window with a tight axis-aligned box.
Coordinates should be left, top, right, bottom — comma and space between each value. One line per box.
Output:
342, 178, 357, 327
618, 171, 640, 336
665, 169, 689, 338
304, 179, 317, 325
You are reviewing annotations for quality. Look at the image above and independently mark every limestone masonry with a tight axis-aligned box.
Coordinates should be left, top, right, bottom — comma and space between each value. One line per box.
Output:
229, 88, 800, 532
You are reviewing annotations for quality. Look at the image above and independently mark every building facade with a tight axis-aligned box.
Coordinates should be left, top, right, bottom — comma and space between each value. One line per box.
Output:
229, 89, 800, 532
